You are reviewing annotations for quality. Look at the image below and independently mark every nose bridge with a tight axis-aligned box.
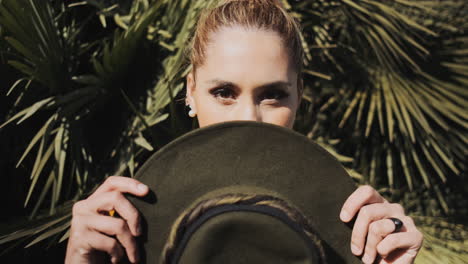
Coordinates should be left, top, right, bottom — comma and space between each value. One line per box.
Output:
237, 96, 261, 122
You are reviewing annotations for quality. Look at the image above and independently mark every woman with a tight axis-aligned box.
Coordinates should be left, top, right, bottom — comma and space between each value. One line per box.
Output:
65, 0, 423, 263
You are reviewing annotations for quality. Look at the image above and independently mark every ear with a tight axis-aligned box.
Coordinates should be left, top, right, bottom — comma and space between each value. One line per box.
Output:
186, 71, 197, 111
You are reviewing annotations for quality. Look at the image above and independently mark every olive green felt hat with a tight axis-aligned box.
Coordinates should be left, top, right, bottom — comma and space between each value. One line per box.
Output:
128, 121, 360, 264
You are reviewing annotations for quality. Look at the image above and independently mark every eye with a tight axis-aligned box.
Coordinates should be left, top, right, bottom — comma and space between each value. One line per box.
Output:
260, 89, 289, 102
210, 86, 236, 100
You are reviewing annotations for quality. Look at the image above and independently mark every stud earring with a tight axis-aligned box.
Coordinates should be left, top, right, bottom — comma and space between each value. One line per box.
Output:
188, 105, 197, 118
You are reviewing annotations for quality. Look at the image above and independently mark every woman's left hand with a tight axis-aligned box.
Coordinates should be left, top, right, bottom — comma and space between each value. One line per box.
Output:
340, 185, 423, 264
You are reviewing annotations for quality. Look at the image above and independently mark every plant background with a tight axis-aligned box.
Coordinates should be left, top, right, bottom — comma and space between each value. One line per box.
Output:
0, 0, 466, 263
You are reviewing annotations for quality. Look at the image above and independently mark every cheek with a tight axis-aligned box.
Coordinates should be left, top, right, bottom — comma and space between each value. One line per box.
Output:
197, 105, 297, 129
263, 92, 300, 128
193, 94, 228, 127
262, 107, 296, 128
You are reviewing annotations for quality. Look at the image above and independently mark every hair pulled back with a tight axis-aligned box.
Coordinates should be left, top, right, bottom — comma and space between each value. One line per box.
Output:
190, 0, 304, 78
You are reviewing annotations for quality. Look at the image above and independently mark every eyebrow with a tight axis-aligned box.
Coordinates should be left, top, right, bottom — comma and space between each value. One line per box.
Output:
206, 79, 292, 91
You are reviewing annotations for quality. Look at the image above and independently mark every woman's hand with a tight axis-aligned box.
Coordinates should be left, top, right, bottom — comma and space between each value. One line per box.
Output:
65, 176, 149, 264
340, 185, 423, 264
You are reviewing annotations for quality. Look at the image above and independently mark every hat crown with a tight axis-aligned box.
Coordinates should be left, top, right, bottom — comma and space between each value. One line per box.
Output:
129, 121, 360, 263
164, 192, 326, 264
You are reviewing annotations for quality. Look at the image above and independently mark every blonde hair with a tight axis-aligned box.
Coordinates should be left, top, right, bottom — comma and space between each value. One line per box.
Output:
189, 0, 304, 81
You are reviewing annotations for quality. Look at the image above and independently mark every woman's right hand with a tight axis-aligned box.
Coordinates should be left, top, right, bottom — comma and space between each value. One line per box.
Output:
65, 176, 149, 264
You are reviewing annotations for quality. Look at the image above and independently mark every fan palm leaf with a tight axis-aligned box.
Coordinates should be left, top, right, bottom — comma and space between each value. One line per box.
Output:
292, 0, 467, 214
0, 0, 172, 246
0, 1, 466, 262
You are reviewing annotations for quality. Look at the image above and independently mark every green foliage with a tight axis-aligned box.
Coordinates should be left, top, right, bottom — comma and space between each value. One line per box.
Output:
415, 216, 468, 264
0, 0, 466, 262
292, 0, 467, 213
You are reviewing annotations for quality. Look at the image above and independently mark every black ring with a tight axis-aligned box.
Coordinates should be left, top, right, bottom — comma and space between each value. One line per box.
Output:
389, 217, 403, 233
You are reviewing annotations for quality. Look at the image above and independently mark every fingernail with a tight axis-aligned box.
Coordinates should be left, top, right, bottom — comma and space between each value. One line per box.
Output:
111, 257, 118, 264
137, 183, 148, 193
351, 243, 361, 255
340, 210, 350, 221
362, 254, 373, 264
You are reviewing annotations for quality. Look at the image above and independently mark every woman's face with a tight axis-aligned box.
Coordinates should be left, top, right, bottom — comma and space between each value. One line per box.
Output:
186, 26, 301, 129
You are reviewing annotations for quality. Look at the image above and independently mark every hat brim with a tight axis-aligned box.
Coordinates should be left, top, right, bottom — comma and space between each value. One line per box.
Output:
129, 121, 359, 263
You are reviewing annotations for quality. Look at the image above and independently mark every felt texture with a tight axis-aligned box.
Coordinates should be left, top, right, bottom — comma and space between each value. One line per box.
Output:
128, 121, 360, 263
177, 209, 318, 264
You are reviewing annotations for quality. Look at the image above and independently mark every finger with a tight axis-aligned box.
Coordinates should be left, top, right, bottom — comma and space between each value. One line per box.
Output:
376, 249, 412, 264
86, 192, 142, 236
72, 200, 91, 216
111, 193, 142, 237
86, 215, 139, 263
73, 191, 143, 238
378, 250, 416, 264
351, 203, 405, 255
84, 231, 125, 264
92, 176, 149, 197
361, 218, 398, 264
377, 231, 423, 261
340, 185, 387, 223
398, 215, 419, 232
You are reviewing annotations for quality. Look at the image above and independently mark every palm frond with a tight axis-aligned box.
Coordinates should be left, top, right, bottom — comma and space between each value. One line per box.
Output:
0, 0, 466, 260
415, 216, 468, 264
294, 0, 467, 214
0, 0, 212, 248
0, 0, 71, 92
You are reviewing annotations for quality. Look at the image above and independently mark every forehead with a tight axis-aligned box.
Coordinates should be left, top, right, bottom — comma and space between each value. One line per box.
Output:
197, 26, 294, 84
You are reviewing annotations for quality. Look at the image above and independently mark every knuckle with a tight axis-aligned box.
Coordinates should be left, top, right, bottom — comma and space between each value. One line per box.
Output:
376, 242, 389, 256
360, 185, 375, 199
403, 215, 415, 225
72, 201, 86, 215
359, 206, 371, 219
417, 234, 424, 244
391, 203, 405, 214
369, 222, 381, 236
70, 229, 83, 240
414, 230, 424, 243
416, 230, 424, 243
114, 219, 127, 233
70, 217, 82, 230
377, 237, 395, 255
110, 191, 122, 201
105, 176, 119, 186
